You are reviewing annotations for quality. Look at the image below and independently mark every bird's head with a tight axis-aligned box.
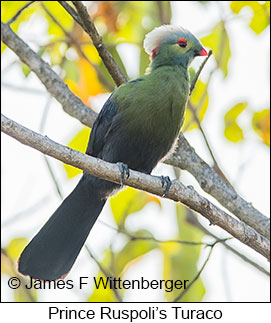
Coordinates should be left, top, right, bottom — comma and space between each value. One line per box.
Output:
144, 25, 207, 69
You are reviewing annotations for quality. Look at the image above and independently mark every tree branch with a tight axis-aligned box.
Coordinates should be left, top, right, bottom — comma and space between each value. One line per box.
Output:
1, 22, 96, 127
1, 114, 270, 261
164, 134, 270, 239
1, 21, 269, 240
71, 1, 127, 86
41, 3, 114, 92
7, 1, 36, 25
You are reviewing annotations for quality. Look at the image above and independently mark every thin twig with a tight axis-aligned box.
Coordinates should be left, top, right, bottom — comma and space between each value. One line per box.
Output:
2, 195, 50, 227
186, 211, 270, 276
1, 82, 46, 95
99, 220, 230, 247
188, 101, 233, 187
173, 240, 219, 302
84, 245, 123, 302
189, 50, 212, 95
7, 1, 36, 25
43, 155, 63, 200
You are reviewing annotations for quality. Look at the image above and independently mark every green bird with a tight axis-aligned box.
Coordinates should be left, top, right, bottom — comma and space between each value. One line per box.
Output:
18, 25, 207, 280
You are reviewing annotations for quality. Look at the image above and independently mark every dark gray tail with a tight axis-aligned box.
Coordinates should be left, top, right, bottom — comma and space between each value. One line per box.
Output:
18, 174, 116, 280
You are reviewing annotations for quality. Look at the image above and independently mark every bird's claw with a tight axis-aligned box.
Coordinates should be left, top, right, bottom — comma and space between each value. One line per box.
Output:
117, 162, 130, 187
160, 176, 172, 197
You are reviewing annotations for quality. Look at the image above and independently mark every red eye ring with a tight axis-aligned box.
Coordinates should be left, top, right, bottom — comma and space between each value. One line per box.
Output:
177, 37, 187, 48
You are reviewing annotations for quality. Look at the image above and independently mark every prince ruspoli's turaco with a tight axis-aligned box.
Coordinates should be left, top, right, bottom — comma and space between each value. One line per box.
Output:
18, 25, 208, 280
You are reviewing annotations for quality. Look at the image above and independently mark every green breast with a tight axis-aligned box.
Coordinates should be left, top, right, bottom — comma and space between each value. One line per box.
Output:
111, 65, 189, 144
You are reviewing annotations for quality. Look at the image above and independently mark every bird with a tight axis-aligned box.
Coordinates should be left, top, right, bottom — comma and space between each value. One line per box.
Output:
18, 25, 208, 280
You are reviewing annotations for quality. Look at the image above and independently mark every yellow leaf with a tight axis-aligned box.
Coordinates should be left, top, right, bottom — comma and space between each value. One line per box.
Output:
161, 204, 205, 302
224, 123, 244, 143
113, 229, 157, 276
82, 44, 102, 65
1, 1, 37, 32
6, 238, 28, 261
66, 58, 104, 104
183, 80, 209, 131
1, 43, 7, 54
252, 109, 270, 146
42, 1, 74, 36
88, 273, 120, 302
1, 250, 13, 275
201, 21, 231, 77
224, 102, 247, 120
230, 1, 270, 34
224, 102, 247, 143
63, 127, 91, 178
110, 187, 161, 226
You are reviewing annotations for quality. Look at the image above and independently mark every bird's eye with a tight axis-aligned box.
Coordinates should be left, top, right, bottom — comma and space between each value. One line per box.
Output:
177, 38, 187, 48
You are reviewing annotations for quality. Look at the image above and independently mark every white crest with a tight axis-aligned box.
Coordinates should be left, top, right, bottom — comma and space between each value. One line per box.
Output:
143, 25, 186, 55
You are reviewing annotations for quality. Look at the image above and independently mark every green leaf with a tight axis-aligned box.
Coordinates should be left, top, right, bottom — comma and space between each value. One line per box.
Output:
224, 102, 247, 143
161, 205, 205, 302
110, 187, 161, 226
230, 1, 270, 34
113, 229, 157, 276
21, 63, 31, 78
63, 127, 91, 178
201, 21, 231, 77
139, 47, 150, 76
252, 109, 270, 146
20, 48, 45, 77
14, 284, 38, 302
63, 59, 80, 83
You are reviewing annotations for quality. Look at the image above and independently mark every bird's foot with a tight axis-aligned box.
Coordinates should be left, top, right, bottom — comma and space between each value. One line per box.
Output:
160, 175, 172, 197
117, 162, 130, 187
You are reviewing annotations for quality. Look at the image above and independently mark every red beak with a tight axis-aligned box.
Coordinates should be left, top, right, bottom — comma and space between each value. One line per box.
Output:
198, 48, 208, 56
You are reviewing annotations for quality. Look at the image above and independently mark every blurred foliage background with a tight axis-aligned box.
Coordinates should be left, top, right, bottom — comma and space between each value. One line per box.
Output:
1, 1, 270, 302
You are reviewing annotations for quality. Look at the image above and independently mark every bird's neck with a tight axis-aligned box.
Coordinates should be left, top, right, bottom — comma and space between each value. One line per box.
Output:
149, 54, 191, 72
146, 62, 189, 87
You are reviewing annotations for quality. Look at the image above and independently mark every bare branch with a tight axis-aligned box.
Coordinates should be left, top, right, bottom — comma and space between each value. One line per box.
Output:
71, 1, 127, 86
164, 133, 270, 239
7, 1, 36, 25
58, 1, 84, 27
1, 21, 269, 240
1, 114, 270, 260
